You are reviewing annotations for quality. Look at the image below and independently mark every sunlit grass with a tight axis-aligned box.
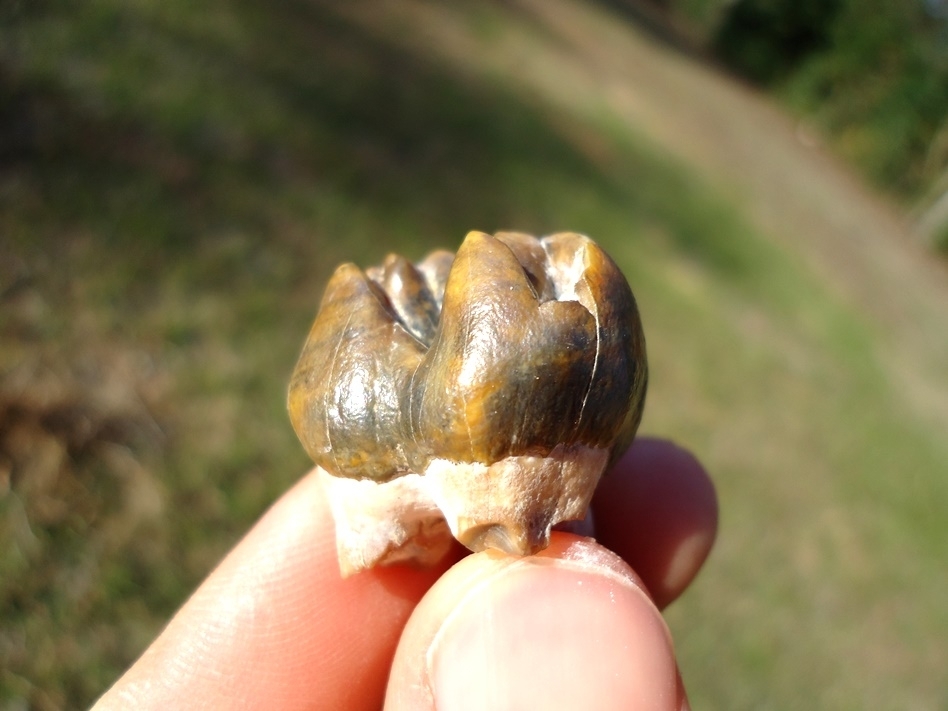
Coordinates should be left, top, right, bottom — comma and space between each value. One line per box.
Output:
2, 1, 946, 709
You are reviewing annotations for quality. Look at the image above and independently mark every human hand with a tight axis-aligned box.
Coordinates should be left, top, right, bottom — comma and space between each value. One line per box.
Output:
92, 437, 717, 710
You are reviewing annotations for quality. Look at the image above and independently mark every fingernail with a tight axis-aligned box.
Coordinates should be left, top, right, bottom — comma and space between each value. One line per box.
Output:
428, 541, 681, 711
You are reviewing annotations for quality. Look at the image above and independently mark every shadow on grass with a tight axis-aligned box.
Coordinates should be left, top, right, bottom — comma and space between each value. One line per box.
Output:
3, 1, 626, 261
3, 0, 762, 296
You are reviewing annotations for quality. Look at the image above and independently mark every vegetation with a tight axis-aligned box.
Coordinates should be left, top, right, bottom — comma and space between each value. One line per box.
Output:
2, 1, 947, 709
711, 0, 841, 85
680, 0, 948, 243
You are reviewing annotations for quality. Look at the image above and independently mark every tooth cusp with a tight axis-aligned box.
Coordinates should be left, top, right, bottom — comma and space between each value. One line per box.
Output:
288, 231, 647, 575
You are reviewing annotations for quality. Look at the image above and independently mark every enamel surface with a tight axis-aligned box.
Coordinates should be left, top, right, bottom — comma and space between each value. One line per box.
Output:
288, 231, 647, 574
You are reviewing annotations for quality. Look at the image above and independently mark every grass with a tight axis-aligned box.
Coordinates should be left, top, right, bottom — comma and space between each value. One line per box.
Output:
2, 1, 947, 709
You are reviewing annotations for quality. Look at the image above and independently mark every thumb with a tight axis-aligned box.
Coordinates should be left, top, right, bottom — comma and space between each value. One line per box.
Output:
385, 533, 689, 710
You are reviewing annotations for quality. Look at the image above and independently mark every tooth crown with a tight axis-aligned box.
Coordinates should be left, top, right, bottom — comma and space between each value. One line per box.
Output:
288, 231, 647, 572
288, 231, 647, 482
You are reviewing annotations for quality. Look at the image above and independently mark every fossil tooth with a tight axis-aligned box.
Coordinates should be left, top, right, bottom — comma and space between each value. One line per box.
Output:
286, 263, 424, 480
288, 231, 647, 575
413, 231, 601, 465
366, 254, 441, 346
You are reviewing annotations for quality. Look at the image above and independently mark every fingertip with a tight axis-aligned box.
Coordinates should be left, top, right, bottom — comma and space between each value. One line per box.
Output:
386, 534, 685, 711
593, 437, 718, 609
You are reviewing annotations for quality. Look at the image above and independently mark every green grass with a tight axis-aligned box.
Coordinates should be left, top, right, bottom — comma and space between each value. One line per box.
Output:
2, 1, 947, 709
663, 0, 948, 202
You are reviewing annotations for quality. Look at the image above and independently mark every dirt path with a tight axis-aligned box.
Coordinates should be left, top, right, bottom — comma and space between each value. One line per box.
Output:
529, 0, 948, 426
352, 0, 948, 430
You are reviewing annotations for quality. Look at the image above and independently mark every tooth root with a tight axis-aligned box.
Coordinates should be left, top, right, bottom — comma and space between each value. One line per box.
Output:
456, 521, 545, 556
317, 467, 453, 577
425, 445, 609, 556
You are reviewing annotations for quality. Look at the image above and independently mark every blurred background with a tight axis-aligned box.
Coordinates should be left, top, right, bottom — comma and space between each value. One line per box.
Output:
2, 0, 947, 708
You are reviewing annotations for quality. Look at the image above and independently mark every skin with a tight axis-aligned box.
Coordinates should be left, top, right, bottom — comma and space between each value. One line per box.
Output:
93, 437, 717, 710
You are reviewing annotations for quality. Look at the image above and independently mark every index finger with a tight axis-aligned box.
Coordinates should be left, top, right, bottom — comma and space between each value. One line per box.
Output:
93, 471, 461, 711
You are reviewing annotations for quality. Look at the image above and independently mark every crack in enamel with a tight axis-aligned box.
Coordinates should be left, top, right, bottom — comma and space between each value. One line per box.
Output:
288, 231, 647, 574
